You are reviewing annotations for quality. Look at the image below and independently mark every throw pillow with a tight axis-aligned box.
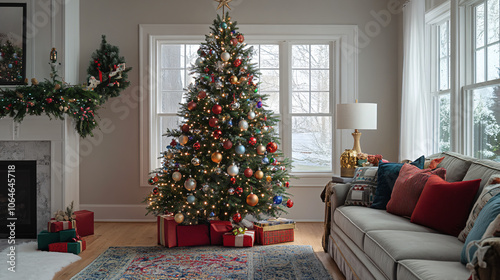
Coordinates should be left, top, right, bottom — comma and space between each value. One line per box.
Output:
458, 174, 500, 242
429, 157, 445, 169
386, 164, 446, 217
461, 193, 500, 264
482, 214, 500, 238
345, 167, 378, 207
411, 175, 481, 237
371, 155, 425, 210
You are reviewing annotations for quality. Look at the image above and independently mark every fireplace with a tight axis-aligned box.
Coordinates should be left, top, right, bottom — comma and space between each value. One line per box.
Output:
0, 161, 37, 238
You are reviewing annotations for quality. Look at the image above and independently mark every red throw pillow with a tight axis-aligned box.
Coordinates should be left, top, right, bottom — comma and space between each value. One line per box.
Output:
386, 164, 446, 217
410, 175, 481, 236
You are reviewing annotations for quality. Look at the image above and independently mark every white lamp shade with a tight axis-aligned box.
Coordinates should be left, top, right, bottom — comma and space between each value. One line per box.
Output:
336, 103, 377, 130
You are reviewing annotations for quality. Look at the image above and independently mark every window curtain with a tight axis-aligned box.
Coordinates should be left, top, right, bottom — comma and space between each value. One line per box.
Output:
400, 0, 431, 161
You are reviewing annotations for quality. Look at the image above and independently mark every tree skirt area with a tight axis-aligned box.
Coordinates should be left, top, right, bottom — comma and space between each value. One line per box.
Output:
71, 245, 332, 280
0, 241, 81, 280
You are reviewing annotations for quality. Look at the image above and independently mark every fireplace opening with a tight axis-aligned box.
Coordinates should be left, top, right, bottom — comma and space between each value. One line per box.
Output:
0, 161, 37, 239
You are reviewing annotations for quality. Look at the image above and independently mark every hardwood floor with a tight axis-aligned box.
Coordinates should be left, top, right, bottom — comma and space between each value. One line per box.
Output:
55, 222, 346, 280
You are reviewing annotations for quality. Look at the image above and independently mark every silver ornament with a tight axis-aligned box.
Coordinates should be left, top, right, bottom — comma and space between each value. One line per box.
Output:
184, 178, 197, 190
231, 102, 240, 110
227, 164, 239, 177
248, 111, 256, 120
221, 52, 231, 62
172, 171, 182, 182
191, 157, 201, 166
239, 120, 249, 131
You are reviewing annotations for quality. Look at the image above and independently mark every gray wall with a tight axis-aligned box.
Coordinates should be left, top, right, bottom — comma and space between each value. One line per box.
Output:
79, 0, 401, 221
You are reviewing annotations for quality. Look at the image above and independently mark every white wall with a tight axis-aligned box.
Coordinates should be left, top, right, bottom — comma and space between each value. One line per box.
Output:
78, 0, 401, 222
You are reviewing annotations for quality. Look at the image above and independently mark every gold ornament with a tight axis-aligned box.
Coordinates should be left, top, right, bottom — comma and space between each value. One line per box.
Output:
246, 193, 259, 206
211, 152, 222, 163
214, 0, 232, 11
174, 213, 184, 224
266, 175, 272, 182
31, 78, 39, 85
230, 75, 239, 85
254, 170, 264, 180
256, 144, 266, 155
55, 83, 61, 90
340, 149, 358, 177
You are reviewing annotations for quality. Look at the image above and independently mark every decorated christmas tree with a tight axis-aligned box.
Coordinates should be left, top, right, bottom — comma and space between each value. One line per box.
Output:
144, 11, 293, 225
0, 38, 24, 84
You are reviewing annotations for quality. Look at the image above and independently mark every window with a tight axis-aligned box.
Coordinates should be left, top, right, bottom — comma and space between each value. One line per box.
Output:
140, 24, 357, 186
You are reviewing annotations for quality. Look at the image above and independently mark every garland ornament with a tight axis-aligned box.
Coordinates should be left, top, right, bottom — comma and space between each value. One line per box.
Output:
0, 36, 131, 137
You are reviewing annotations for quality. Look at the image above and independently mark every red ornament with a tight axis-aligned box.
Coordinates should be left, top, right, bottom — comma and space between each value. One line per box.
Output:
213, 129, 222, 139
170, 139, 177, 147
198, 90, 207, 99
236, 187, 243, 194
266, 142, 278, 153
204, 67, 209, 73
232, 213, 242, 223
209, 117, 219, 127
187, 101, 197, 110
153, 176, 159, 183
237, 34, 245, 43
285, 181, 290, 188
181, 124, 190, 133
153, 187, 159, 195
230, 38, 238, 46
223, 140, 233, 150
244, 168, 253, 178
46, 98, 53, 104
230, 177, 236, 184
248, 137, 257, 146
212, 104, 222, 114
286, 199, 294, 208
193, 142, 201, 150
233, 59, 242, 67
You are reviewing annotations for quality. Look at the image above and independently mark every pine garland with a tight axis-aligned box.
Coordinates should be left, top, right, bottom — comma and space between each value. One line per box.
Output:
0, 35, 131, 138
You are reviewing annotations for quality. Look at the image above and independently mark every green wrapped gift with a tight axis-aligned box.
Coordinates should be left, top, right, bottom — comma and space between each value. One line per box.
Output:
59, 228, 77, 242
37, 230, 60, 251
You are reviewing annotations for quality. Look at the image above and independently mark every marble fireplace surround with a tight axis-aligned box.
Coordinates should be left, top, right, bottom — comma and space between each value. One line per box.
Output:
0, 116, 79, 234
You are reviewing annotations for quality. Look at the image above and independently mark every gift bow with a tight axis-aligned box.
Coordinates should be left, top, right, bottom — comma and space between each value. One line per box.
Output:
232, 227, 247, 236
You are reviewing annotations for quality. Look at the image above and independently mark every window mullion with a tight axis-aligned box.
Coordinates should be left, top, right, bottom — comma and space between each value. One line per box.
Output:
280, 41, 291, 161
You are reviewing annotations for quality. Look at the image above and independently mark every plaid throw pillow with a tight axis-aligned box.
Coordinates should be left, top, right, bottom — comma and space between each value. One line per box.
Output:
345, 167, 378, 207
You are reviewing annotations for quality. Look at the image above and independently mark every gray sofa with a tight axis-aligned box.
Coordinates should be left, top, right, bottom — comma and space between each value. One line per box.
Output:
325, 151, 500, 280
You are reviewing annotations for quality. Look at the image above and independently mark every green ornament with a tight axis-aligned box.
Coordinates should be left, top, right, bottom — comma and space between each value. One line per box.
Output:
254, 88, 258, 93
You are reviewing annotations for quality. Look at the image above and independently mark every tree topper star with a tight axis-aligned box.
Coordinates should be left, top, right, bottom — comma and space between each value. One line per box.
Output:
214, 0, 232, 11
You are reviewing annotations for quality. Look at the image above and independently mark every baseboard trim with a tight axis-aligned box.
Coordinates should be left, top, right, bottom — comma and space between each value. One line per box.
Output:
79, 204, 322, 223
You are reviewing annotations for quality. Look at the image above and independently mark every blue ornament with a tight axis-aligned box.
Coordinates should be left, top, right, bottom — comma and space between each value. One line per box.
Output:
273, 195, 283, 204
235, 145, 246, 155
257, 101, 263, 108
228, 119, 233, 126
187, 195, 196, 203
221, 23, 228, 29
262, 157, 270, 164
13, 53, 17, 59
209, 212, 216, 217
8, 64, 13, 69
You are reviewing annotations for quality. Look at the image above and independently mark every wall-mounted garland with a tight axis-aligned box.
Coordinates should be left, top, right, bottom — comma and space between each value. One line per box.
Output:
0, 35, 131, 138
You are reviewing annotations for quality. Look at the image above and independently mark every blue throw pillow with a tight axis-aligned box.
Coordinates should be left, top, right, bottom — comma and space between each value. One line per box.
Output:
461, 193, 500, 264
371, 155, 425, 209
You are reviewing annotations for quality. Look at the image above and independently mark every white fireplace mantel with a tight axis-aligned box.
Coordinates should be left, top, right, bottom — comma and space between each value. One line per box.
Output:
0, 116, 79, 213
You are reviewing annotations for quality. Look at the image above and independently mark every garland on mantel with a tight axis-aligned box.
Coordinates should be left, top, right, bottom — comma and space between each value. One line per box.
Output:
0, 35, 131, 138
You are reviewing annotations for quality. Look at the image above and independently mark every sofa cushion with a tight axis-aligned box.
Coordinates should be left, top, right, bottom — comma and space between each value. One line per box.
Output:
371, 156, 425, 210
397, 260, 469, 280
386, 164, 446, 217
333, 206, 436, 249
459, 174, 500, 242
437, 151, 475, 182
411, 175, 481, 237
364, 230, 464, 280
463, 159, 500, 193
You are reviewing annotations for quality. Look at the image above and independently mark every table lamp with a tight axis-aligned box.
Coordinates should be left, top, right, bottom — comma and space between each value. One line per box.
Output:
336, 102, 377, 176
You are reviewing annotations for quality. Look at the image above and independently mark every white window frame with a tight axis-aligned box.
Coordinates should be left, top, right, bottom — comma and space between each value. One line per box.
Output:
139, 24, 358, 188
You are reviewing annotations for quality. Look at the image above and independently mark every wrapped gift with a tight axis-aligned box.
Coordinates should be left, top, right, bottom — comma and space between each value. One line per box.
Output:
59, 229, 77, 242
158, 215, 177, 248
255, 226, 294, 245
177, 224, 210, 247
209, 220, 232, 245
74, 210, 94, 236
254, 218, 295, 230
48, 219, 76, 233
37, 230, 60, 251
48, 240, 86, 255
223, 230, 255, 247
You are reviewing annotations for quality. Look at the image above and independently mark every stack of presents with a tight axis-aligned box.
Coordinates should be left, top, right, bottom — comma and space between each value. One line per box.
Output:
158, 215, 295, 248
37, 210, 94, 255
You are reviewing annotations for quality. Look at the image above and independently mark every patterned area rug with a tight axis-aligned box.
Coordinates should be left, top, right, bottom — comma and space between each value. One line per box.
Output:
71, 245, 332, 279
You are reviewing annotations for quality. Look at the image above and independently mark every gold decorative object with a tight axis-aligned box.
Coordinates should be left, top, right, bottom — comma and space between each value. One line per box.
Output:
215, 0, 232, 11
340, 149, 358, 177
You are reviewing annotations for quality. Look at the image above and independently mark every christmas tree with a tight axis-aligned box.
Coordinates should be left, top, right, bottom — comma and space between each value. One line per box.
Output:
0, 38, 24, 84
144, 11, 293, 225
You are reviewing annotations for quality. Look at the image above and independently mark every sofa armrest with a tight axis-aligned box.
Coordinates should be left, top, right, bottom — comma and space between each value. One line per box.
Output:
329, 183, 351, 210
322, 181, 351, 252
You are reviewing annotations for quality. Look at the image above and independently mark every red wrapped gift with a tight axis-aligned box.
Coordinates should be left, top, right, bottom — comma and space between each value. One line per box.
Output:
48, 239, 86, 255
223, 230, 255, 247
157, 215, 177, 248
176, 224, 210, 247
75, 210, 94, 236
48, 219, 76, 233
209, 220, 233, 245
255, 226, 294, 245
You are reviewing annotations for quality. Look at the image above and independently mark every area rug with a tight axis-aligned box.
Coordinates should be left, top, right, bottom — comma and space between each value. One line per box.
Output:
0, 241, 81, 280
71, 245, 332, 279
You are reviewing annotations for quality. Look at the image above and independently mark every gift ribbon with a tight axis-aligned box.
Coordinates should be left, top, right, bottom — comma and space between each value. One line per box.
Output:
232, 227, 247, 236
